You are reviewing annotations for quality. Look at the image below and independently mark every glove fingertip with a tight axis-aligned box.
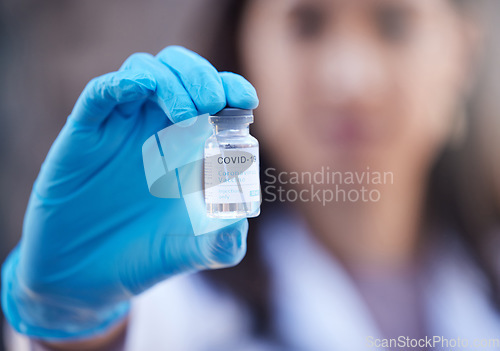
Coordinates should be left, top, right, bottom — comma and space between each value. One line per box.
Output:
219, 72, 259, 110
203, 220, 249, 269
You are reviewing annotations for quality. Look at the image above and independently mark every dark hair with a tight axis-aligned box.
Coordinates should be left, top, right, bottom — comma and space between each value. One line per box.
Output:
197, 0, 500, 338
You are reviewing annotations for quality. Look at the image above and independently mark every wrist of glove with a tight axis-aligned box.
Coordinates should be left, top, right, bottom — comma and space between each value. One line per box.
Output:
2, 246, 130, 341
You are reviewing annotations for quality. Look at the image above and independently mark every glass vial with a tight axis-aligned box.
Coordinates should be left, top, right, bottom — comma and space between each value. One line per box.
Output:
204, 108, 261, 219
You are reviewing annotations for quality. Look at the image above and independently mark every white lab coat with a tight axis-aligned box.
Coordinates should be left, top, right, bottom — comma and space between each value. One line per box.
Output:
6, 208, 500, 350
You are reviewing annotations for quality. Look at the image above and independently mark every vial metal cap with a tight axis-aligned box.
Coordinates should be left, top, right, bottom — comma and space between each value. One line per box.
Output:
209, 107, 254, 124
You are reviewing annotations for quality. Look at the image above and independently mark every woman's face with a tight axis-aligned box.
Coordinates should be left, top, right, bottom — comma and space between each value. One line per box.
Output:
240, 0, 475, 184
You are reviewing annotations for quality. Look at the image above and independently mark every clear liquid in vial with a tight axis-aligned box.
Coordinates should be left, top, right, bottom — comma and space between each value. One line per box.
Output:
204, 138, 260, 219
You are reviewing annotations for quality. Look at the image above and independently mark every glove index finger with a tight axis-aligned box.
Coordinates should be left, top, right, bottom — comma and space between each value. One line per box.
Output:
69, 71, 157, 128
156, 46, 226, 116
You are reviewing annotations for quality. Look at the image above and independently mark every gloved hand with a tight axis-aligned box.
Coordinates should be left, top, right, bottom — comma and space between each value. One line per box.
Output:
1, 46, 259, 341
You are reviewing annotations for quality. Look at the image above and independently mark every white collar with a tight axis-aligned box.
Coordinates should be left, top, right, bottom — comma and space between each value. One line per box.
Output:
260, 207, 500, 350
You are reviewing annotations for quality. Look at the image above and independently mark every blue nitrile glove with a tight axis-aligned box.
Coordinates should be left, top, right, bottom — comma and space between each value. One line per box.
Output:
1, 46, 259, 341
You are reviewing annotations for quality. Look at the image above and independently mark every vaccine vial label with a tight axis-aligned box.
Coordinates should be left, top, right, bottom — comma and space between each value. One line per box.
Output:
204, 147, 260, 204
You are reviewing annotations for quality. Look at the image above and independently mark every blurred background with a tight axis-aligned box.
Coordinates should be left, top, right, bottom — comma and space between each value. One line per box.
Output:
1, 1, 500, 350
